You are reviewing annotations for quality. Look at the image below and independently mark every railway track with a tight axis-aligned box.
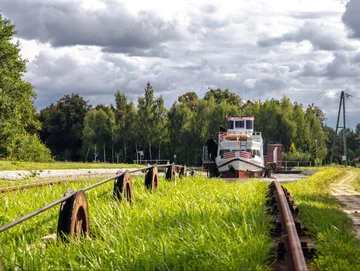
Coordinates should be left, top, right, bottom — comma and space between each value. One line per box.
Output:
0, 164, 182, 234
268, 181, 315, 271
0, 165, 314, 270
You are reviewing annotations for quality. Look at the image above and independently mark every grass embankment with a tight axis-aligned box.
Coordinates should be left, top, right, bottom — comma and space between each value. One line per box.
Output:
283, 167, 360, 270
0, 160, 143, 171
0, 175, 272, 270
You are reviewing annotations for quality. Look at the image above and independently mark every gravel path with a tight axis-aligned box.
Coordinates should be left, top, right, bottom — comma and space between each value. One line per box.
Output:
330, 171, 360, 239
0, 168, 139, 181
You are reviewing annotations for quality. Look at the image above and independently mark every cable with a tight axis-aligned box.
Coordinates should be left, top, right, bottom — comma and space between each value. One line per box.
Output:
347, 97, 360, 110
345, 93, 360, 100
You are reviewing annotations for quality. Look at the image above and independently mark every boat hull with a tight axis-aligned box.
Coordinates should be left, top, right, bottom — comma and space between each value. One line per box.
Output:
215, 157, 264, 178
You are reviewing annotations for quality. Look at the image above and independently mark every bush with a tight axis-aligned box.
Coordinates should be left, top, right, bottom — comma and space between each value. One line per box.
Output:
7, 133, 54, 162
282, 151, 312, 161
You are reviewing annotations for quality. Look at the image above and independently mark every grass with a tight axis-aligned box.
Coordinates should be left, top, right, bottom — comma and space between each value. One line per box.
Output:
0, 175, 272, 270
282, 167, 360, 270
0, 160, 143, 171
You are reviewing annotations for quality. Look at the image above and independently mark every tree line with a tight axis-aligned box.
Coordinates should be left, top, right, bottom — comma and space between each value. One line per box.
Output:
1, 13, 359, 165
37, 85, 360, 166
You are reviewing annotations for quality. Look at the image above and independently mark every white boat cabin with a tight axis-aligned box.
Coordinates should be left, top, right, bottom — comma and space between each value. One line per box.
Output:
218, 116, 263, 158
226, 116, 254, 134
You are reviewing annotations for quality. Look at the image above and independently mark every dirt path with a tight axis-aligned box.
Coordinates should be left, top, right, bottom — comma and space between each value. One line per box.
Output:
330, 171, 360, 239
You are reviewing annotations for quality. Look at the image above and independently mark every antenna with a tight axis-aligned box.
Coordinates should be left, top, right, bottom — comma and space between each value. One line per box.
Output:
330, 91, 347, 166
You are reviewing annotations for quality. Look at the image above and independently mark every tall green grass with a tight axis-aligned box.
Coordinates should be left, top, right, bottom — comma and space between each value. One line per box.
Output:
0, 176, 272, 270
283, 167, 360, 270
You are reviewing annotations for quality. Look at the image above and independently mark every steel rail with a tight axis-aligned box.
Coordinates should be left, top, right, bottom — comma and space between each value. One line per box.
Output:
0, 164, 172, 233
273, 181, 307, 271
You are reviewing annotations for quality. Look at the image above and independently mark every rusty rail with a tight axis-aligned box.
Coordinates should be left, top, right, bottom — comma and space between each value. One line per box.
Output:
272, 181, 307, 271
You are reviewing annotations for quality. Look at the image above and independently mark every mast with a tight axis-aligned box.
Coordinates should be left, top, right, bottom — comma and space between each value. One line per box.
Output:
330, 91, 347, 166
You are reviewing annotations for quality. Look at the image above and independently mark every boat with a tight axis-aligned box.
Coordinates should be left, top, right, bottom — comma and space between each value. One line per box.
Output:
204, 116, 264, 178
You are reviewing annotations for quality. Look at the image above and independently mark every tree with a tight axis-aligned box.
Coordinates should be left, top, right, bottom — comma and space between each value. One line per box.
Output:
305, 105, 328, 160
177, 92, 199, 111
83, 108, 114, 162
204, 88, 242, 109
137, 82, 165, 161
0, 13, 52, 161
39, 94, 91, 161
278, 97, 297, 151
289, 143, 297, 154
122, 101, 138, 163
292, 102, 310, 152
152, 96, 169, 161
356, 123, 360, 135
113, 91, 138, 163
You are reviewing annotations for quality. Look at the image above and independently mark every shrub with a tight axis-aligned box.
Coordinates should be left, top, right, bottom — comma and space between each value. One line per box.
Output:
7, 133, 54, 162
282, 151, 312, 161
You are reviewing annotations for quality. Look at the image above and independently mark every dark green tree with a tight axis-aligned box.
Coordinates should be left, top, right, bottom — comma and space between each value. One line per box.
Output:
0, 14, 52, 161
137, 82, 168, 161
83, 108, 114, 162
39, 93, 91, 161
305, 105, 328, 160
204, 88, 242, 109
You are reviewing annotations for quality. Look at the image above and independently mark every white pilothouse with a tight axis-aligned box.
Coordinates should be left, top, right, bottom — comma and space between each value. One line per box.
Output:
206, 116, 264, 178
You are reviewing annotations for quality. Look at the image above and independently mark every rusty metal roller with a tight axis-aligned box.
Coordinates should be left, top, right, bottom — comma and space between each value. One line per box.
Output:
57, 189, 90, 241
145, 166, 158, 191
113, 170, 134, 202
165, 164, 176, 182
179, 165, 187, 178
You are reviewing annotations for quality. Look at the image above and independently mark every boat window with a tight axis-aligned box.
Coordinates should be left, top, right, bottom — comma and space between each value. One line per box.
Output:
227, 120, 234, 129
246, 120, 253, 129
235, 120, 244, 128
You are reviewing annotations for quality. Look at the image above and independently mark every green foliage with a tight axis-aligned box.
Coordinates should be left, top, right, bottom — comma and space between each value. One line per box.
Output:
83, 108, 115, 162
39, 94, 91, 161
282, 151, 311, 161
0, 13, 52, 161
7, 133, 54, 162
289, 143, 297, 153
204, 88, 242, 109
137, 82, 169, 161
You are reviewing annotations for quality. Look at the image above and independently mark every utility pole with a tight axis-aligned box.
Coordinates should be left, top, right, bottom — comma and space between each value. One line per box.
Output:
330, 91, 347, 166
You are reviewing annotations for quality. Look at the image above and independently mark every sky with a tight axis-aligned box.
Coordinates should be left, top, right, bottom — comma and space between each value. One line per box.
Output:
1, 0, 360, 129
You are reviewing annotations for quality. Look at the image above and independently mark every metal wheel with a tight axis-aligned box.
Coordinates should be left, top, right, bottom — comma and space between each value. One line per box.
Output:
179, 165, 187, 178
113, 170, 133, 202
145, 166, 158, 191
57, 189, 90, 241
166, 164, 176, 181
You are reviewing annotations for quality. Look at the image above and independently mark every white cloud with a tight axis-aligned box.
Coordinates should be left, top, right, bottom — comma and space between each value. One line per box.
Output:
244, 79, 256, 89
1, 0, 360, 128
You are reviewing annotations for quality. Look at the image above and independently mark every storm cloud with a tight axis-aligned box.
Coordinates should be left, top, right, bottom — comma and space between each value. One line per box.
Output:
342, 0, 360, 39
0, 0, 180, 56
1, 0, 360, 129
257, 21, 355, 51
